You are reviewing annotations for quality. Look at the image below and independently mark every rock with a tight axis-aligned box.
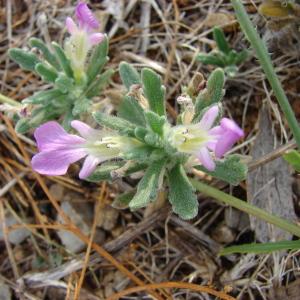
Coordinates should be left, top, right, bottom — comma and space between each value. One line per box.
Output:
0, 211, 31, 245
0, 281, 11, 300
56, 200, 93, 253
96, 205, 119, 231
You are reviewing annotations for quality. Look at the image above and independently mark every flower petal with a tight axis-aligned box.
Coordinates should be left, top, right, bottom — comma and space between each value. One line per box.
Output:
66, 17, 78, 34
71, 120, 105, 141
196, 147, 216, 171
76, 2, 99, 30
214, 118, 244, 158
198, 105, 219, 130
31, 148, 87, 176
89, 33, 104, 45
34, 121, 85, 151
79, 155, 102, 179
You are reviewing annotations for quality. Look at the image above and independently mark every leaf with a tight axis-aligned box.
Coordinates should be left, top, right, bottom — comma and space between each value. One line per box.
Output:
220, 240, 300, 255
15, 118, 31, 134
145, 111, 166, 136
9, 48, 40, 71
35, 63, 58, 83
247, 107, 296, 242
87, 35, 109, 84
85, 68, 114, 98
72, 97, 90, 116
194, 68, 225, 116
141, 68, 166, 116
234, 49, 249, 65
23, 89, 64, 104
55, 74, 74, 93
119, 62, 141, 90
93, 111, 135, 133
52, 42, 73, 78
129, 160, 166, 210
283, 150, 300, 172
197, 53, 225, 67
259, 1, 291, 17
87, 161, 147, 182
112, 190, 136, 209
122, 145, 155, 161
213, 27, 231, 54
168, 164, 198, 220
118, 96, 146, 126
29, 37, 60, 69
196, 155, 247, 186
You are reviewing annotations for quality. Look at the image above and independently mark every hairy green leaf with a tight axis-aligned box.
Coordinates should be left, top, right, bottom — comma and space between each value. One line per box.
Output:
87, 35, 109, 83
129, 160, 166, 210
9, 48, 40, 71
168, 164, 198, 220
197, 53, 225, 67
55, 74, 74, 93
23, 89, 64, 104
119, 62, 141, 90
283, 150, 300, 172
196, 155, 247, 185
142, 68, 166, 116
118, 96, 146, 126
35, 63, 58, 83
145, 111, 166, 136
213, 27, 231, 54
52, 42, 73, 78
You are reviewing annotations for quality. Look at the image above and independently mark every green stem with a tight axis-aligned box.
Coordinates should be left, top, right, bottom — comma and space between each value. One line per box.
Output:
0, 93, 21, 107
230, 0, 300, 148
190, 178, 300, 238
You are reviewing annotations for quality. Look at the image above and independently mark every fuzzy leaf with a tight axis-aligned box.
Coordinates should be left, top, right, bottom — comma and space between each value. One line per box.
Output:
197, 53, 225, 67
213, 27, 231, 54
118, 96, 146, 126
119, 62, 141, 90
29, 38, 60, 69
194, 68, 225, 116
283, 150, 300, 172
145, 111, 166, 136
9, 48, 40, 71
23, 89, 64, 104
196, 155, 247, 185
235, 49, 249, 65
168, 164, 198, 220
87, 35, 109, 83
142, 68, 166, 116
35, 63, 58, 83
55, 74, 74, 93
123, 145, 156, 161
72, 97, 90, 116
52, 42, 73, 78
15, 118, 31, 134
93, 111, 135, 133
86, 68, 114, 98
129, 160, 166, 210
112, 190, 136, 209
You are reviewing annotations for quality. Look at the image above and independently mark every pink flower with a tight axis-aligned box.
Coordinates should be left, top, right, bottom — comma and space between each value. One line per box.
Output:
65, 2, 104, 46
171, 105, 244, 171
31, 121, 141, 179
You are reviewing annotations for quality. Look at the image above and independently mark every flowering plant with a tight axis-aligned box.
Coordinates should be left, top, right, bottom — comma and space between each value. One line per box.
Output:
8, 2, 112, 133
31, 60, 246, 219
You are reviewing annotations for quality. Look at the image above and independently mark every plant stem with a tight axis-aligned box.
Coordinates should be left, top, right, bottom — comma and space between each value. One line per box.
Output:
0, 93, 21, 107
190, 178, 300, 238
230, 0, 300, 148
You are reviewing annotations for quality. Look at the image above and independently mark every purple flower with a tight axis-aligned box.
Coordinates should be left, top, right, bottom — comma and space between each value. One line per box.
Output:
65, 2, 104, 46
31, 121, 141, 179
170, 105, 244, 171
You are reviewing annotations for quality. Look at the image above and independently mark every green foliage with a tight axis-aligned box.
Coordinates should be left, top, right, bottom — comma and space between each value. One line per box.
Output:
197, 27, 249, 77
196, 155, 247, 185
145, 111, 166, 136
142, 68, 166, 116
29, 37, 60, 69
93, 111, 135, 133
283, 150, 300, 172
9, 48, 40, 71
194, 68, 225, 119
168, 164, 198, 219
112, 190, 136, 209
119, 62, 141, 90
35, 63, 58, 83
87, 35, 109, 83
220, 239, 300, 255
52, 42, 74, 78
118, 96, 146, 126
129, 160, 166, 210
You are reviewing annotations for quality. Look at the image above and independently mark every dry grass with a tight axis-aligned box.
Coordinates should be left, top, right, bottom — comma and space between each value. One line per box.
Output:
1, 0, 300, 299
